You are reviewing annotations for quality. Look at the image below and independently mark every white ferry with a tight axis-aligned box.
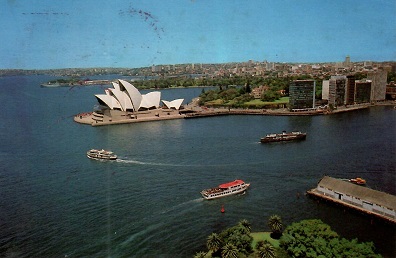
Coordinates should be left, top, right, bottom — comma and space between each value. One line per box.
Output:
260, 131, 306, 143
87, 149, 117, 160
200, 179, 250, 200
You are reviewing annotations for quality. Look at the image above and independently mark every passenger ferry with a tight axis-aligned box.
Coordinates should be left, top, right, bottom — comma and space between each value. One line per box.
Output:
260, 131, 306, 143
86, 149, 117, 160
200, 179, 250, 200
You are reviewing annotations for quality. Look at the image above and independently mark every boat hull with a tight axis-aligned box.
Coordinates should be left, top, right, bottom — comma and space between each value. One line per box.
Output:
87, 154, 117, 161
260, 132, 306, 143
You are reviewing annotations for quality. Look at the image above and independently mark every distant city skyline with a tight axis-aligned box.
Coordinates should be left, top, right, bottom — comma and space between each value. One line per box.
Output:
2, 0, 395, 70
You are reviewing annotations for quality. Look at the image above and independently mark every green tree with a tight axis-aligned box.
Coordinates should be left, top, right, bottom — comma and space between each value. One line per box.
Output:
193, 251, 206, 258
261, 90, 281, 102
221, 243, 239, 258
238, 219, 251, 233
219, 223, 253, 255
268, 215, 283, 239
279, 219, 382, 258
257, 242, 276, 258
388, 71, 396, 83
207, 233, 222, 254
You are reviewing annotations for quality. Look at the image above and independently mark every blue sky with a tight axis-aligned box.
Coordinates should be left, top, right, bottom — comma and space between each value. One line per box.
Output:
2, 0, 395, 69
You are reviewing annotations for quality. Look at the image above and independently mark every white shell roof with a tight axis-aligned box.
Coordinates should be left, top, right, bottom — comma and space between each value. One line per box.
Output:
95, 79, 184, 112
162, 99, 184, 110
140, 91, 161, 109
118, 79, 142, 111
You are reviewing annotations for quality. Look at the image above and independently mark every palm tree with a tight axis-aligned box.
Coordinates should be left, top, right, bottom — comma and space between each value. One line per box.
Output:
255, 240, 270, 250
257, 242, 276, 258
193, 251, 207, 258
207, 233, 222, 254
238, 219, 252, 233
268, 215, 283, 238
221, 243, 239, 258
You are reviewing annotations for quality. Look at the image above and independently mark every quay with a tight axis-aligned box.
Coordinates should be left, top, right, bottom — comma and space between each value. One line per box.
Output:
74, 102, 394, 126
307, 176, 396, 224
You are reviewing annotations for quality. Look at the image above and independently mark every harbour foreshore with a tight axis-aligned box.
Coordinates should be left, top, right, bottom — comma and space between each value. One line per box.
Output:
74, 101, 395, 126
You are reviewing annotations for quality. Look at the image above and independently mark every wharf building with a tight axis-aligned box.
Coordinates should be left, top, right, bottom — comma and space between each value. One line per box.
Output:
307, 176, 396, 224
288, 80, 316, 110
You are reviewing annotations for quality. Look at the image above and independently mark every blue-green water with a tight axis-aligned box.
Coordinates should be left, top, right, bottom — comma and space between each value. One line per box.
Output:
0, 75, 395, 257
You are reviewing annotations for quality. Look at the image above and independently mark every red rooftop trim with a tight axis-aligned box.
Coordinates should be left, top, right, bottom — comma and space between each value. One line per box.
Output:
219, 180, 244, 189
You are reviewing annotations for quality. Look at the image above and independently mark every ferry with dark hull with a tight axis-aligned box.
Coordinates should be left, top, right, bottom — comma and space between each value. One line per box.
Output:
87, 149, 117, 160
200, 179, 250, 200
260, 131, 306, 143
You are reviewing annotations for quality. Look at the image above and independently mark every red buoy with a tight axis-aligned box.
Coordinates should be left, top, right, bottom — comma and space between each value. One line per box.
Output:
221, 205, 225, 213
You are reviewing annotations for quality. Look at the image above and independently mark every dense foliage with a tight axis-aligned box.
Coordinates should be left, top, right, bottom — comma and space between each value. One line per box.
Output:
388, 71, 396, 83
196, 218, 382, 258
279, 219, 382, 258
198, 86, 255, 108
198, 220, 254, 257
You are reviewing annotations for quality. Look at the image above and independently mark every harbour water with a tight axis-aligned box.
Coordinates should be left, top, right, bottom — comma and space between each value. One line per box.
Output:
0, 75, 395, 257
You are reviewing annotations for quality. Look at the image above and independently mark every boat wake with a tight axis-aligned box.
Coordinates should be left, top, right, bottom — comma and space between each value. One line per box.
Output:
159, 198, 203, 214
116, 158, 259, 167
116, 158, 150, 165
118, 198, 203, 248
116, 158, 188, 166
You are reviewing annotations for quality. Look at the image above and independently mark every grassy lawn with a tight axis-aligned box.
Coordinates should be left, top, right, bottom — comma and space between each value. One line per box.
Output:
205, 99, 224, 105
251, 232, 280, 248
246, 97, 289, 106
205, 97, 289, 107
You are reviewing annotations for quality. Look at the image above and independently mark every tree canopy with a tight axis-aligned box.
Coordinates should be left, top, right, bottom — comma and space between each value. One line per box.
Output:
279, 219, 382, 258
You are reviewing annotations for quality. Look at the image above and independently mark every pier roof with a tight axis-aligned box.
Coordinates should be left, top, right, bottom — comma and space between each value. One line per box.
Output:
318, 176, 396, 210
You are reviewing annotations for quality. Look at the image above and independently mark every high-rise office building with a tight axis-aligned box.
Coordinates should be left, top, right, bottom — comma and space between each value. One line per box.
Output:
289, 80, 316, 110
328, 76, 347, 107
322, 80, 329, 100
367, 70, 387, 101
355, 80, 372, 104
345, 75, 356, 105
344, 55, 351, 68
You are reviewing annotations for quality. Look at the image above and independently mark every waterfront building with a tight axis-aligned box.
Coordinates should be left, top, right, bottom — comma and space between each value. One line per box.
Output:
95, 80, 160, 112
367, 70, 387, 101
345, 75, 355, 105
308, 176, 396, 224
75, 79, 187, 126
386, 81, 396, 99
322, 80, 329, 100
289, 80, 316, 110
354, 80, 372, 104
328, 76, 347, 107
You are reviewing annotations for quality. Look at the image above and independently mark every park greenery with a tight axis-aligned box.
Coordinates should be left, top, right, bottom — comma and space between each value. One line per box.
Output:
194, 217, 382, 258
132, 74, 324, 106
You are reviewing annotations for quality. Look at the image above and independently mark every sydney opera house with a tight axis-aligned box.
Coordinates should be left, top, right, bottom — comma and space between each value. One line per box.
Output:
75, 79, 186, 126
